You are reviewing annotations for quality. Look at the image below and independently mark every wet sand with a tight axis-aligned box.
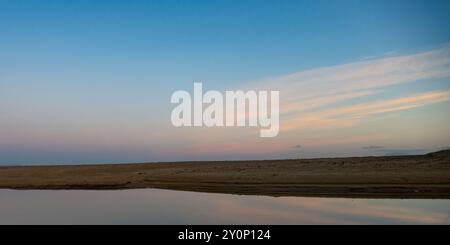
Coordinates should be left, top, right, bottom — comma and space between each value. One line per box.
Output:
1, 150, 449, 198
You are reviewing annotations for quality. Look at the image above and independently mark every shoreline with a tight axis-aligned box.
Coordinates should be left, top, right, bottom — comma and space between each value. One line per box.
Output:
1, 150, 449, 199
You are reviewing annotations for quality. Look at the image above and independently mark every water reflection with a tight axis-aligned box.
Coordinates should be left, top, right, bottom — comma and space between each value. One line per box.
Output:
0, 189, 449, 224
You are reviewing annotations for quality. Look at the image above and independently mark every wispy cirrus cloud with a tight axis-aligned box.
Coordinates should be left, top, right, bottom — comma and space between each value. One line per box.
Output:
256, 45, 450, 98
250, 45, 450, 133
173, 46, 450, 158
283, 90, 450, 132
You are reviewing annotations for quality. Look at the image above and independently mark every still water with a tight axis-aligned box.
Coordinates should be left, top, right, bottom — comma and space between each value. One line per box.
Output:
0, 189, 449, 225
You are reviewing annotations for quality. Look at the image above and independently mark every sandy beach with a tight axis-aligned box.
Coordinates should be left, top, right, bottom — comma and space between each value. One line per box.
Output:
1, 150, 449, 199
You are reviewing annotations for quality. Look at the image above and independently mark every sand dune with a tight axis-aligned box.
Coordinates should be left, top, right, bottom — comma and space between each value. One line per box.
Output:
1, 150, 449, 199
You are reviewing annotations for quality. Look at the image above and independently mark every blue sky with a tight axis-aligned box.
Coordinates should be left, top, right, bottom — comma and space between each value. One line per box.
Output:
2, 0, 450, 81
1, 0, 450, 164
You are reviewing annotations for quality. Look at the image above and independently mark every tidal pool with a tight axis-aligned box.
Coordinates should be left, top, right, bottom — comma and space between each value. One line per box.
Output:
0, 189, 449, 225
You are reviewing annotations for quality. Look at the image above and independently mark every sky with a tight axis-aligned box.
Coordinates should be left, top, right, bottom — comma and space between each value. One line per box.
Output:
1, 0, 450, 164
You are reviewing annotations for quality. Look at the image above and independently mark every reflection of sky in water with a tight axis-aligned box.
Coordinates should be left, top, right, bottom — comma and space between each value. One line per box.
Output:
0, 189, 449, 225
